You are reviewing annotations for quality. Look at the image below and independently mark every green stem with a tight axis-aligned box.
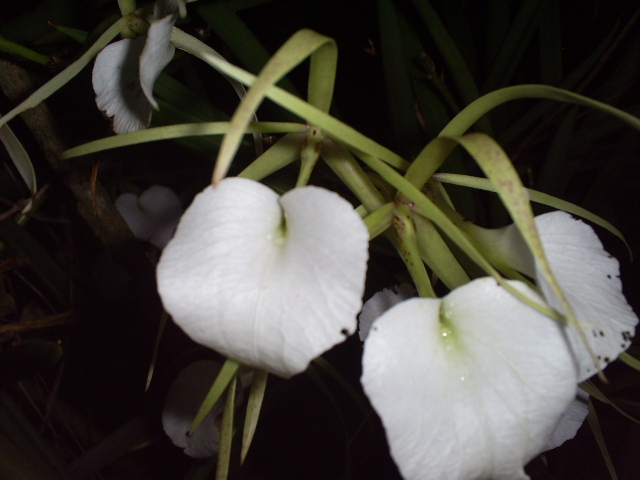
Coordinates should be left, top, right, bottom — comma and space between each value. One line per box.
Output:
321, 139, 385, 213
393, 204, 436, 298
0, 17, 127, 129
0, 37, 49, 65
296, 126, 323, 187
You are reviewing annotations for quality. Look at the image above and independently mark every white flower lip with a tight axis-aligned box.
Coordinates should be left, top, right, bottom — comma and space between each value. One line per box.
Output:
361, 278, 578, 480
115, 185, 183, 249
156, 177, 369, 378
162, 360, 238, 458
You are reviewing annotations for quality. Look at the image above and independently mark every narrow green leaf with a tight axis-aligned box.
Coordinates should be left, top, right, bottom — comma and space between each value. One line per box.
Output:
393, 204, 436, 298
0, 37, 49, 65
194, 1, 296, 95
0, 17, 126, 129
240, 369, 268, 464
582, 381, 640, 425
239, 131, 305, 181
499, 20, 619, 146
0, 115, 36, 213
408, 0, 488, 133
312, 357, 371, 419
49, 24, 88, 43
363, 202, 394, 240
171, 28, 410, 171
619, 352, 640, 372
377, 0, 424, 158
482, 0, 545, 92
0, 218, 68, 307
0, 391, 72, 479
432, 172, 631, 257
190, 359, 240, 435
535, 106, 578, 196
444, 85, 640, 142
155, 73, 229, 123
61, 122, 305, 159
172, 29, 409, 170
539, 0, 563, 85
305, 364, 350, 476
307, 37, 337, 114
586, 402, 619, 480
215, 376, 237, 480
210, 29, 337, 183
151, 100, 227, 155
406, 84, 640, 190
412, 213, 470, 290
321, 139, 386, 213
485, 0, 512, 68
145, 310, 168, 391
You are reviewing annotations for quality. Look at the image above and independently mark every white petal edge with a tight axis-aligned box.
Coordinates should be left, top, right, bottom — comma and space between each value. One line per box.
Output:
358, 284, 416, 341
162, 360, 224, 458
140, 15, 176, 109
532, 212, 638, 381
92, 38, 152, 134
544, 387, 589, 451
361, 278, 578, 480
157, 177, 369, 378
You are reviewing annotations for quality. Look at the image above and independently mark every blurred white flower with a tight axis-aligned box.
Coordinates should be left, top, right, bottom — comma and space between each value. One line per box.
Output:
115, 184, 182, 248
162, 360, 242, 458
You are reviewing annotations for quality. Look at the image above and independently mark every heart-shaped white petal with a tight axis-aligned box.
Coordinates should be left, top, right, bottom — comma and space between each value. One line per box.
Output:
162, 360, 240, 458
157, 177, 369, 378
115, 185, 183, 249
93, 38, 153, 134
361, 278, 578, 480
140, 15, 176, 109
358, 284, 416, 341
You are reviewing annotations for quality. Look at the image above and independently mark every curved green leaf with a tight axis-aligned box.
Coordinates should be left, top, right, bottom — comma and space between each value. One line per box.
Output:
61, 122, 305, 159
0, 17, 126, 129
432, 172, 631, 256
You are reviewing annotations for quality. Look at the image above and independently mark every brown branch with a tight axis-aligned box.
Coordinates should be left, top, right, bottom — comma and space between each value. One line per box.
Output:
0, 59, 132, 247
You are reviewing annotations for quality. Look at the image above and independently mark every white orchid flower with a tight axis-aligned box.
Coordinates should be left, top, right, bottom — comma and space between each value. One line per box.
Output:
115, 184, 183, 249
162, 360, 242, 458
361, 277, 579, 480
92, 0, 183, 133
359, 282, 588, 462
156, 177, 369, 378
468, 211, 638, 381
